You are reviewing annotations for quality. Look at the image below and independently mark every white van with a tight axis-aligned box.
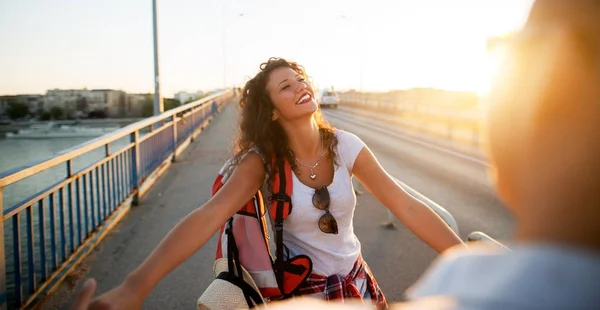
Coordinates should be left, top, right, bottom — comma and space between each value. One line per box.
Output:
317, 89, 339, 109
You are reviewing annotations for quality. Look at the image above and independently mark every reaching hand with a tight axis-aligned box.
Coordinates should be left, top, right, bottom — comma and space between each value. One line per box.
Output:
70, 278, 145, 310
71, 279, 97, 310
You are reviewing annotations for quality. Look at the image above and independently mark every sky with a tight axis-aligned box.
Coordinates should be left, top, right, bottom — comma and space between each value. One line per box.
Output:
0, 0, 534, 97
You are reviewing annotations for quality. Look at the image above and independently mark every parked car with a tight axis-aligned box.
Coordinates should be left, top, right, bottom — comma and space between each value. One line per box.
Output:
317, 89, 339, 109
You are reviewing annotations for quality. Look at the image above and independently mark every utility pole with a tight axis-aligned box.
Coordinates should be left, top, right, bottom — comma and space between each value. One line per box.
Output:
222, 3, 227, 88
152, 0, 164, 115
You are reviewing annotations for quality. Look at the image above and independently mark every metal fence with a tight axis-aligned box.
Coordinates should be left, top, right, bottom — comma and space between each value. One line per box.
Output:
338, 91, 483, 147
0, 90, 233, 309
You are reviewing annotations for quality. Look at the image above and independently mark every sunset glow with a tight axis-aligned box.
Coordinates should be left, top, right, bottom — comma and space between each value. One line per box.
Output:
0, 0, 535, 96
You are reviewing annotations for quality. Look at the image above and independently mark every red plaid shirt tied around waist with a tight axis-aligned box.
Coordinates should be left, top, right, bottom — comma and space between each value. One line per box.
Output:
296, 254, 387, 309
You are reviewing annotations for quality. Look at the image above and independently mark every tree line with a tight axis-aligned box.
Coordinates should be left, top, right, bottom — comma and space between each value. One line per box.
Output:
4, 97, 183, 120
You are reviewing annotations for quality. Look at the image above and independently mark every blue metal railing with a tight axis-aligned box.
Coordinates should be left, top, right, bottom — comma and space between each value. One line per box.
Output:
0, 90, 232, 309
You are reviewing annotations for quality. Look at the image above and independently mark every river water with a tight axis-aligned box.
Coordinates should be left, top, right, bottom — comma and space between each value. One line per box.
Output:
0, 136, 132, 209
0, 135, 134, 307
0, 137, 92, 171
1, 138, 90, 206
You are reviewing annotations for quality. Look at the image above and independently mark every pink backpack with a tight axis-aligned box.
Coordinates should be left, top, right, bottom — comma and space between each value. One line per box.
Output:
212, 158, 313, 305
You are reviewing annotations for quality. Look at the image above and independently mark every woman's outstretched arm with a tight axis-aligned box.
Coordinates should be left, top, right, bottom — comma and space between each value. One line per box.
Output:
90, 153, 266, 308
353, 146, 465, 253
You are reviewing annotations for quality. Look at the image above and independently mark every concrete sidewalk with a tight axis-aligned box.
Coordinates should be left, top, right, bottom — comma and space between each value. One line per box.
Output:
41, 103, 239, 309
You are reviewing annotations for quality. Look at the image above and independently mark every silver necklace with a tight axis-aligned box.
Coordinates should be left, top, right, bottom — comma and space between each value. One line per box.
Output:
294, 138, 325, 180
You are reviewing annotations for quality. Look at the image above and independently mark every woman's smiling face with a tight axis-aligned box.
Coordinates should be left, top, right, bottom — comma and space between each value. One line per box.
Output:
266, 66, 318, 122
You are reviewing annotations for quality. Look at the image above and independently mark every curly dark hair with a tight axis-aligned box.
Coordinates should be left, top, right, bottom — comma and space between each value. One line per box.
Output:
230, 57, 339, 188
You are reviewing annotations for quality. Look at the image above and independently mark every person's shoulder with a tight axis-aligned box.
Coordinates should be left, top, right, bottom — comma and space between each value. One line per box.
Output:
406, 244, 508, 299
230, 151, 266, 184
241, 151, 265, 166
221, 149, 266, 183
334, 129, 353, 138
428, 243, 511, 274
408, 244, 600, 309
334, 129, 364, 145
248, 146, 267, 164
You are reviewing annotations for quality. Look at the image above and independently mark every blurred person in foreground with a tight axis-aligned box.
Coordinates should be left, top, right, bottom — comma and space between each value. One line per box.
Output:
271, 0, 600, 308
72, 0, 600, 309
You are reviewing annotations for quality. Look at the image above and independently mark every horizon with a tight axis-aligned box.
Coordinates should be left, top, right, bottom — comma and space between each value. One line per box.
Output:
0, 0, 534, 97
0, 85, 484, 98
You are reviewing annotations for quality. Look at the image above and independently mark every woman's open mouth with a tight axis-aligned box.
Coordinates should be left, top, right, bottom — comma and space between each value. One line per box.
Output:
296, 93, 312, 105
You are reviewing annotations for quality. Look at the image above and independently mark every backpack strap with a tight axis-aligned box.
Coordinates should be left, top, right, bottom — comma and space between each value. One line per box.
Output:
224, 217, 264, 308
226, 218, 244, 279
269, 159, 293, 221
272, 159, 288, 294
270, 158, 309, 297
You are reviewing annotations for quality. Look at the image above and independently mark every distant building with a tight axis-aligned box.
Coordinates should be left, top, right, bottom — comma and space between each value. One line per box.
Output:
22, 95, 44, 114
90, 89, 126, 118
45, 89, 126, 118
0, 96, 13, 118
45, 89, 92, 117
125, 93, 151, 118
0, 94, 44, 118
174, 91, 203, 105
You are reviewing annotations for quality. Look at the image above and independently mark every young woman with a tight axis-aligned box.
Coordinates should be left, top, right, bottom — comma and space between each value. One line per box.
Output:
85, 58, 465, 309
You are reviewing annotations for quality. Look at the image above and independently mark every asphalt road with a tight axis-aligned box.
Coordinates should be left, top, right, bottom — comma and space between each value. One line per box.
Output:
40, 103, 514, 309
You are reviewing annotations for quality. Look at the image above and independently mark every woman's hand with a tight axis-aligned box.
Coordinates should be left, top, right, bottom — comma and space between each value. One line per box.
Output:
90, 285, 144, 310
71, 279, 97, 310
71, 152, 266, 309
72, 279, 145, 310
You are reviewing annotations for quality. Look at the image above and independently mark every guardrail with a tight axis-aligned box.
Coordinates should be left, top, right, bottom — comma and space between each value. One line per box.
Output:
0, 90, 233, 309
338, 91, 483, 147
467, 231, 511, 251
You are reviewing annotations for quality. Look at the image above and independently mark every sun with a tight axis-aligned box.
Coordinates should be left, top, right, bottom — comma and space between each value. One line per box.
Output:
480, 36, 511, 96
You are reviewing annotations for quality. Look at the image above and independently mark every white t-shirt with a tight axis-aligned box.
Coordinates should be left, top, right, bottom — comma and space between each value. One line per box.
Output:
252, 129, 366, 277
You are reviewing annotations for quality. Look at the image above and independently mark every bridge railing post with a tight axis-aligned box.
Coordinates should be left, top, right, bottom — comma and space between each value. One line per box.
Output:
190, 107, 196, 142
130, 131, 141, 205
0, 189, 6, 310
472, 124, 479, 147
171, 114, 178, 162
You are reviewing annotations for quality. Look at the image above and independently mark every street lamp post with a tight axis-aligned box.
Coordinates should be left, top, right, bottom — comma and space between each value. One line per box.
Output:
340, 14, 364, 92
152, 0, 164, 116
222, 3, 227, 89
222, 4, 244, 89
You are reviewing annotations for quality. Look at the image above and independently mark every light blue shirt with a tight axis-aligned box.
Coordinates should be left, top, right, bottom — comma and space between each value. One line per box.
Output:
405, 243, 600, 310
